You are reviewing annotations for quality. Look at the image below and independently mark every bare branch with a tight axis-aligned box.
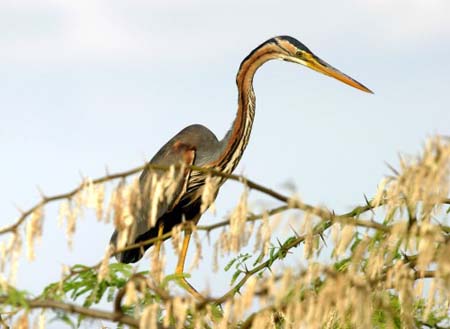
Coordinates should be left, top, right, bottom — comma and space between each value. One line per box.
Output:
0, 165, 145, 235
0, 296, 141, 328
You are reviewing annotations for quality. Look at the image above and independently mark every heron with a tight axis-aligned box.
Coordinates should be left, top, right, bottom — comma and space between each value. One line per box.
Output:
110, 35, 372, 298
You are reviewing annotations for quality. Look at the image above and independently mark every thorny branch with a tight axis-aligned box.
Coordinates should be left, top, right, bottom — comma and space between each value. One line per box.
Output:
1, 140, 450, 328
0, 165, 145, 235
0, 296, 141, 328
239, 267, 443, 329
0, 163, 295, 235
0, 163, 383, 327
2, 162, 449, 236
32, 197, 392, 316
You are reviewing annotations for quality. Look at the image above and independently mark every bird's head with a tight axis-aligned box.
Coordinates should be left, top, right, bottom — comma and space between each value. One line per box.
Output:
272, 35, 373, 93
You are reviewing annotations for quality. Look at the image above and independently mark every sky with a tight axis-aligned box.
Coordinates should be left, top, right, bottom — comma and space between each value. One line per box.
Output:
1, 0, 450, 326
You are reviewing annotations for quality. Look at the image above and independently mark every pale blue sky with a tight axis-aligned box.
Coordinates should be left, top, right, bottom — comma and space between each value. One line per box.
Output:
1, 0, 450, 325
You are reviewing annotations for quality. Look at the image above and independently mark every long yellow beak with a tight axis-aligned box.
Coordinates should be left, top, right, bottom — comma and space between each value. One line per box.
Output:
289, 52, 373, 94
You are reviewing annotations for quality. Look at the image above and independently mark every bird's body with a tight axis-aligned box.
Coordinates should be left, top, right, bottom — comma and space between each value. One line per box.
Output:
114, 124, 221, 262
111, 36, 372, 273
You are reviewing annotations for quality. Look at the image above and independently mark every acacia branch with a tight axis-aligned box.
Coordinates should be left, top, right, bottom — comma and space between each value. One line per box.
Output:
112, 200, 386, 266
0, 163, 303, 236
196, 205, 290, 232
0, 136, 447, 329
240, 266, 440, 329
200, 219, 333, 306
0, 314, 9, 329
0, 165, 145, 235
0, 159, 399, 237
0, 296, 140, 328
41, 199, 391, 306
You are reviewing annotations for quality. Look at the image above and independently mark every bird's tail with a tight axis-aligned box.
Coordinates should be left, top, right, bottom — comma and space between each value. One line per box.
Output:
109, 221, 171, 264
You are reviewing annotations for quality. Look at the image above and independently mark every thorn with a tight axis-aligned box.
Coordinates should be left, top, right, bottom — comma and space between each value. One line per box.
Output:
384, 161, 399, 176
36, 185, 46, 199
363, 194, 370, 206
319, 232, 327, 247
277, 238, 283, 248
104, 165, 110, 177
289, 224, 300, 238
401, 252, 409, 261
11, 201, 23, 213
363, 194, 375, 215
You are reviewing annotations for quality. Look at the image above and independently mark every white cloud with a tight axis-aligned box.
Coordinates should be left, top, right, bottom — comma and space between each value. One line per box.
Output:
0, 0, 448, 64
354, 0, 450, 42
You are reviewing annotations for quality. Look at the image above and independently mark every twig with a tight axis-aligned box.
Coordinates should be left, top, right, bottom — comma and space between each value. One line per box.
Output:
0, 314, 9, 329
0, 296, 140, 328
0, 160, 390, 237
41, 199, 391, 307
196, 205, 289, 232
199, 219, 333, 306
0, 165, 145, 235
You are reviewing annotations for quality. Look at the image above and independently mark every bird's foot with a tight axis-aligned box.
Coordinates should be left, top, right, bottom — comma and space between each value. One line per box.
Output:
176, 275, 205, 301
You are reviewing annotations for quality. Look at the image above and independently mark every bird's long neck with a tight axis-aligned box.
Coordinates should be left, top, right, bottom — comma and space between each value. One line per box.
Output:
214, 42, 280, 174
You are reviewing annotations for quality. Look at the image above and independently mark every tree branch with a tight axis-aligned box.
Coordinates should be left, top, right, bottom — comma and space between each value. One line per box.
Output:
0, 165, 145, 235
0, 296, 140, 328
0, 160, 397, 237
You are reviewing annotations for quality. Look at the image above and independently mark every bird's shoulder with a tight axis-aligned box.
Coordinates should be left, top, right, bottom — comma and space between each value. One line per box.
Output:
149, 124, 219, 165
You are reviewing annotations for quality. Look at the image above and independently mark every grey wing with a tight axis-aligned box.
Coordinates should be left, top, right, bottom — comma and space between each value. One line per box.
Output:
110, 141, 196, 254
135, 142, 196, 236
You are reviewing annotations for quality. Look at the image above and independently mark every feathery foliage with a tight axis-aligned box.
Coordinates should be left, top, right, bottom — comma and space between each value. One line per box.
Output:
0, 137, 449, 328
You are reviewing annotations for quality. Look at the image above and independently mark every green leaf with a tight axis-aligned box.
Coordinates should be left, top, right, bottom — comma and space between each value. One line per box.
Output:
230, 269, 242, 286
224, 258, 237, 272
334, 257, 351, 272
4, 287, 29, 309
209, 303, 223, 321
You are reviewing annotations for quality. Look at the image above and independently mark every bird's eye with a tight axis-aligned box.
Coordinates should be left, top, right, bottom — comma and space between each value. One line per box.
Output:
296, 51, 303, 57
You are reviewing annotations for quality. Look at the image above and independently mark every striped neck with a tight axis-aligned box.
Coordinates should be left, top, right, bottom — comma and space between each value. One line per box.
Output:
214, 41, 282, 175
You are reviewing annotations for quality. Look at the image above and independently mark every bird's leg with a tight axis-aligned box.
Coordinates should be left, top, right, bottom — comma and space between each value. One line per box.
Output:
175, 230, 204, 300
154, 223, 164, 255
151, 223, 165, 284
175, 230, 191, 274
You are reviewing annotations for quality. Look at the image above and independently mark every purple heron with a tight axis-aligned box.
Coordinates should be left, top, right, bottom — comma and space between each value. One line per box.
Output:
110, 35, 372, 297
